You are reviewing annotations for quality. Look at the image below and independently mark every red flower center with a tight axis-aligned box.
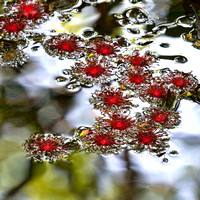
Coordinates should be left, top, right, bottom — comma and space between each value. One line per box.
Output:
111, 118, 131, 130
129, 74, 144, 84
84, 65, 105, 77
172, 77, 187, 87
56, 40, 77, 53
149, 87, 165, 98
141, 136, 152, 145
99, 47, 113, 55
95, 42, 117, 56
39, 140, 58, 152
114, 121, 125, 129
94, 135, 114, 146
4, 21, 24, 33
154, 113, 167, 123
21, 4, 39, 19
106, 96, 119, 105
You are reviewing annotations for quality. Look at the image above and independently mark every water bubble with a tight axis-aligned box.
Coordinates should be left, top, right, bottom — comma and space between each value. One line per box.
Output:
174, 56, 188, 64
169, 150, 179, 156
66, 81, 82, 93
127, 28, 140, 34
162, 158, 168, 163
117, 19, 131, 26
56, 77, 68, 83
80, 81, 94, 88
125, 7, 148, 24
50, 29, 57, 33
58, 14, 72, 22
62, 69, 72, 75
176, 16, 194, 28
160, 43, 170, 48
31, 46, 40, 51
114, 14, 123, 19
83, 0, 97, 4
129, 0, 142, 3
156, 152, 166, 157
82, 29, 96, 38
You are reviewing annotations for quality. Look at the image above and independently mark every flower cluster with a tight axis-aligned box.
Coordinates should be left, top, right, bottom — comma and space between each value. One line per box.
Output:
5, 0, 49, 24
0, 0, 49, 40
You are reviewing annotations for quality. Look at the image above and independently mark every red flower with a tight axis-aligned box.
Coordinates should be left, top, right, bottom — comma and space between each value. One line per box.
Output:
44, 33, 85, 59
120, 68, 153, 90
130, 126, 170, 154
79, 128, 124, 154
87, 37, 120, 58
71, 57, 115, 84
137, 106, 181, 129
0, 15, 27, 39
162, 70, 198, 94
123, 50, 155, 69
23, 133, 71, 162
138, 79, 168, 105
89, 86, 137, 112
95, 112, 135, 135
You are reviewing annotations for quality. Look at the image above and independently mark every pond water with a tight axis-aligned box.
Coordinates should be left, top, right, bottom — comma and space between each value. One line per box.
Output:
0, 0, 200, 200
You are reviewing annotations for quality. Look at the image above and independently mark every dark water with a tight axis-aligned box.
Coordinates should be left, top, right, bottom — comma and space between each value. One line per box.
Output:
0, 0, 200, 200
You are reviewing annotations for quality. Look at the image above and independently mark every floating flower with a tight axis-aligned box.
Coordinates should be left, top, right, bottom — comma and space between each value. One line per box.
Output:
162, 70, 198, 94
95, 112, 135, 135
129, 126, 170, 154
79, 128, 124, 154
71, 57, 115, 84
44, 33, 85, 59
87, 37, 121, 58
123, 50, 155, 69
120, 68, 153, 90
89, 86, 137, 112
0, 15, 27, 40
138, 78, 168, 105
137, 106, 181, 129
23, 133, 72, 162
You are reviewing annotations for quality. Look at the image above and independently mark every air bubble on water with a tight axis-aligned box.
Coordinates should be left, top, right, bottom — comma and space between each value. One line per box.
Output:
169, 150, 179, 157
58, 14, 72, 22
56, 77, 68, 83
31, 46, 40, 51
174, 56, 188, 64
80, 81, 94, 88
125, 7, 148, 24
66, 81, 82, 93
162, 157, 168, 163
176, 16, 195, 28
160, 43, 170, 48
62, 69, 72, 75
114, 14, 123, 19
83, 0, 97, 5
117, 19, 131, 26
127, 28, 140, 34
82, 29, 97, 38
